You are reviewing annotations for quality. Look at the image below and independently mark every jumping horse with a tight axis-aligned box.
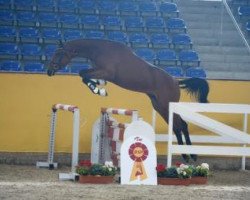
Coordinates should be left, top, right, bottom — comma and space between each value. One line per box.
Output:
48, 39, 209, 162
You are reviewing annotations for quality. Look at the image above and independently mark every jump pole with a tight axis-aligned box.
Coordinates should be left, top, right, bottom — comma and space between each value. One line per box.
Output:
36, 104, 80, 181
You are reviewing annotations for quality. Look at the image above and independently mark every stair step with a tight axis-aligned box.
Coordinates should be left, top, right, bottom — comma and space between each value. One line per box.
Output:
175, 0, 250, 80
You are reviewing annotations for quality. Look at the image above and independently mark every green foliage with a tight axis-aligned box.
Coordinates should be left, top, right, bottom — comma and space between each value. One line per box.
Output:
76, 160, 117, 176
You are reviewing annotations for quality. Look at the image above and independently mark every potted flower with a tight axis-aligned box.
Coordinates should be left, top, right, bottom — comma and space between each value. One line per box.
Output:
156, 163, 192, 186
191, 163, 209, 184
76, 160, 117, 184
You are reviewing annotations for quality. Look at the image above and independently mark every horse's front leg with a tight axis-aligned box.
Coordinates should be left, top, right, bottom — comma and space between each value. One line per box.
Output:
79, 68, 108, 96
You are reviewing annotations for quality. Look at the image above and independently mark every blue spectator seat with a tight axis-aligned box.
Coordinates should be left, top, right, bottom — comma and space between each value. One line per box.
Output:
70, 63, 91, 74
85, 30, 105, 39
36, 0, 55, 12
159, 2, 179, 18
0, 61, 21, 71
57, 67, 70, 74
107, 31, 128, 44
102, 16, 122, 31
135, 48, 155, 63
41, 28, 62, 44
0, 0, 11, 9
172, 34, 192, 49
20, 44, 42, 60
145, 17, 165, 32
118, 2, 138, 16
129, 33, 149, 48
78, 0, 96, 14
0, 43, 18, 59
150, 33, 171, 48
63, 30, 83, 41
19, 27, 39, 43
23, 62, 45, 73
38, 12, 58, 27
186, 67, 206, 78
238, 5, 250, 18
179, 50, 200, 67
0, 26, 16, 42
124, 16, 144, 32
139, 2, 158, 17
13, 0, 34, 11
81, 15, 100, 30
59, 14, 79, 29
98, 1, 117, 15
16, 11, 37, 27
166, 18, 187, 33
57, 0, 77, 13
0, 11, 15, 25
44, 44, 57, 60
156, 49, 177, 66
164, 66, 183, 78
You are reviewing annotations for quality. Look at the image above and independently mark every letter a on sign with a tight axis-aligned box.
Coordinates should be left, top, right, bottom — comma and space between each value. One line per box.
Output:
120, 120, 157, 185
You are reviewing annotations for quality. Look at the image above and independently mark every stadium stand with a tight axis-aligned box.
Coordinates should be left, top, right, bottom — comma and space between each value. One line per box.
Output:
163, 66, 183, 78
185, 67, 206, 78
0, 60, 20, 72
0, 0, 212, 78
0, 26, 16, 42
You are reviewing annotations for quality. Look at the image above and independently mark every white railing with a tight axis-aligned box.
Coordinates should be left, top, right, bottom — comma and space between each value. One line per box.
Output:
153, 103, 250, 170
166, 103, 250, 170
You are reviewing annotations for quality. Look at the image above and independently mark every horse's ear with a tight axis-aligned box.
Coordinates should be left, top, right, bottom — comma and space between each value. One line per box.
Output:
58, 40, 64, 48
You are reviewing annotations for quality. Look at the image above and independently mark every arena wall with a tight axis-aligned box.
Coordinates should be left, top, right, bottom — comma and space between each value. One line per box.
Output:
0, 73, 250, 156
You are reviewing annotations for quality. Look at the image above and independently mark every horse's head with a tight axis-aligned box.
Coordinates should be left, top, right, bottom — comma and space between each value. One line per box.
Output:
47, 41, 72, 76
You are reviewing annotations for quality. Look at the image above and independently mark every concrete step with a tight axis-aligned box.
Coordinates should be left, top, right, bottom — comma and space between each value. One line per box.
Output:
200, 53, 250, 63
195, 45, 250, 55
206, 71, 250, 80
188, 29, 242, 39
202, 61, 250, 71
179, 13, 232, 23
192, 37, 245, 46
186, 21, 235, 30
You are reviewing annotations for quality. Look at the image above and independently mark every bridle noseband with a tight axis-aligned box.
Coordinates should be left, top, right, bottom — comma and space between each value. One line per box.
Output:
51, 48, 72, 69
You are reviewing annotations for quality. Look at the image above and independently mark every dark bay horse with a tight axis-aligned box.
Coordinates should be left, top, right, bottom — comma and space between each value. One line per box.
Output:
48, 39, 209, 162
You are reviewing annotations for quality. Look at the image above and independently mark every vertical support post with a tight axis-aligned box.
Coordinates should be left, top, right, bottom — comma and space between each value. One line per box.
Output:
71, 108, 80, 173
132, 110, 139, 122
152, 109, 156, 131
47, 108, 57, 169
242, 113, 248, 170
167, 103, 174, 168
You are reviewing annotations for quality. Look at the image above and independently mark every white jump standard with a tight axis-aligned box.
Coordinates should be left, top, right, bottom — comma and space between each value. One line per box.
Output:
36, 104, 80, 181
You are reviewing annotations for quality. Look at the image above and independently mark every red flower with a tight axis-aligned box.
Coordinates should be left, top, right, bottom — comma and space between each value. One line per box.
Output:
175, 161, 182, 167
156, 164, 166, 172
79, 160, 92, 167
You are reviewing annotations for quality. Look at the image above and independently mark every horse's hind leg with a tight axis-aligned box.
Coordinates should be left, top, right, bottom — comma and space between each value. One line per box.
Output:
173, 115, 190, 163
181, 118, 197, 161
148, 94, 190, 162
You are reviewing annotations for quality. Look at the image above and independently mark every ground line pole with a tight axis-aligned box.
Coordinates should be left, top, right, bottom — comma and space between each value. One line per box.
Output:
242, 113, 248, 170
71, 108, 80, 174
167, 103, 174, 168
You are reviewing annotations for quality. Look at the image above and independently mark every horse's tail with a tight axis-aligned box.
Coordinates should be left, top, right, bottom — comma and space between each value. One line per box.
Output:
178, 78, 209, 103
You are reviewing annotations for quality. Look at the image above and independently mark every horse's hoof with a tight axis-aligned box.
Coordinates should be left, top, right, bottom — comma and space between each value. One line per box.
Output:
98, 80, 107, 86
191, 154, 198, 161
182, 154, 190, 163
99, 88, 108, 96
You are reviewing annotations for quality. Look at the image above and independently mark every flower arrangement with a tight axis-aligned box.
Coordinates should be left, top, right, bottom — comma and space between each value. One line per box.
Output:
192, 163, 210, 177
156, 162, 210, 179
76, 160, 117, 177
